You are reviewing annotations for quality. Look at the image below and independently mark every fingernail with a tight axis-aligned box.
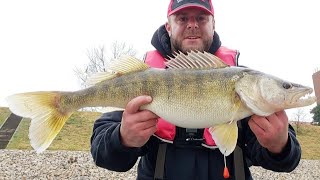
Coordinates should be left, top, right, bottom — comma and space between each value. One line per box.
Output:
146, 96, 152, 101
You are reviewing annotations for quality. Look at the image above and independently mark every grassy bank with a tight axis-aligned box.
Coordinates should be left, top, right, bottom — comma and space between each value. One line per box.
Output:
1, 107, 319, 159
5, 111, 101, 151
293, 124, 320, 160
0, 107, 11, 127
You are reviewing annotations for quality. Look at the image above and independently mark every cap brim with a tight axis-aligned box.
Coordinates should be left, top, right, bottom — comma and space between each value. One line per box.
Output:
168, 4, 214, 17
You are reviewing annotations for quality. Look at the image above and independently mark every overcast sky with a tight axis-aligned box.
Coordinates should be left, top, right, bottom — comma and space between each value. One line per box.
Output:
0, 0, 319, 121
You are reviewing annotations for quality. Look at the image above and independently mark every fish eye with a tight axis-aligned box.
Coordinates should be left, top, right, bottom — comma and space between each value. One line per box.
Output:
282, 82, 292, 89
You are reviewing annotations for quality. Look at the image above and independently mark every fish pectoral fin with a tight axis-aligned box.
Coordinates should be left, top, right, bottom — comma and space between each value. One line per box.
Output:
165, 51, 229, 69
209, 121, 238, 156
86, 56, 149, 85
6, 92, 73, 153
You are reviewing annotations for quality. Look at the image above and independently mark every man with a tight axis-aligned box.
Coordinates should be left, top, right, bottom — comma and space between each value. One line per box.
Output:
90, 0, 301, 179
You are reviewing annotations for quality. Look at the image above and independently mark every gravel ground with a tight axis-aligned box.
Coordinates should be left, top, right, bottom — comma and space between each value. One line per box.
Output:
0, 150, 319, 180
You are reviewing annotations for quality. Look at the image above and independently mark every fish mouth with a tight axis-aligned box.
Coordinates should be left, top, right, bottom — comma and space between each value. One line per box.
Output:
290, 88, 316, 107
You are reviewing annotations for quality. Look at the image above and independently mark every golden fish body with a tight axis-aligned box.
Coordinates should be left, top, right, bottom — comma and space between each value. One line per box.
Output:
7, 51, 316, 155
66, 67, 250, 128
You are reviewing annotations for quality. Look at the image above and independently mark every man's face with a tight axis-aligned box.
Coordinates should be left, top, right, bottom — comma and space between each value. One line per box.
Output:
165, 8, 215, 53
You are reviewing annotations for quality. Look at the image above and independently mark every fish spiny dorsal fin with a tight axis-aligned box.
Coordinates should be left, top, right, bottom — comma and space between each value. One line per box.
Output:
165, 51, 229, 69
86, 55, 148, 86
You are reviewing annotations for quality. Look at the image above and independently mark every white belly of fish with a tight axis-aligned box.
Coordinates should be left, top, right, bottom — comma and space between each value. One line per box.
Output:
144, 97, 252, 128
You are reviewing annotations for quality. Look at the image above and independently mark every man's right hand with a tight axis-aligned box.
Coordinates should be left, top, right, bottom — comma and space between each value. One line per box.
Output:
120, 95, 159, 148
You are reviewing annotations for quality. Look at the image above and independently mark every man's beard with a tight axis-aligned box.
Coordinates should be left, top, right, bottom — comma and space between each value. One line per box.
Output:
170, 37, 212, 53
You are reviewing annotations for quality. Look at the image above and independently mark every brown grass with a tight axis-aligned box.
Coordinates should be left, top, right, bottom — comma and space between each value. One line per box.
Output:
292, 124, 320, 160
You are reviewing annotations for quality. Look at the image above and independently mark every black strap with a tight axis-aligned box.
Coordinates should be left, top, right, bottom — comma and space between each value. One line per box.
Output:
234, 146, 245, 180
154, 143, 167, 180
234, 121, 245, 180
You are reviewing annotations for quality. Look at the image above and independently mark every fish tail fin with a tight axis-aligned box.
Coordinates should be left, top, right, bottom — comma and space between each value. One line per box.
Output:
6, 91, 74, 153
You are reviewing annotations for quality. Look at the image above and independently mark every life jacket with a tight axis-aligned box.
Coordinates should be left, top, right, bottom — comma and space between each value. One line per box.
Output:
144, 47, 239, 149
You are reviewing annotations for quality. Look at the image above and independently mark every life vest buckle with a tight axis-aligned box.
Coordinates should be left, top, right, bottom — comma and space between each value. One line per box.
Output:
185, 137, 204, 142
173, 128, 205, 148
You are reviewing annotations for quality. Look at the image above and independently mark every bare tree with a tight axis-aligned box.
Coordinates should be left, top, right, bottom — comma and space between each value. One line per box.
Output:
74, 41, 137, 112
74, 41, 137, 88
292, 108, 307, 134
110, 41, 137, 59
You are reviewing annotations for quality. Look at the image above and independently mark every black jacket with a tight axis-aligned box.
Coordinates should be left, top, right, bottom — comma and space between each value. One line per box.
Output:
90, 111, 300, 180
90, 26, 301, 180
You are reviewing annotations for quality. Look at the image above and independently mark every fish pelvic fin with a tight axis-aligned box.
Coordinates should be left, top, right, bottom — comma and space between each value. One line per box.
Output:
209, 121, 238, 156
166, 51, 229, 69
209, 101, 240, 156
6, 92, 73, 153
86, 56, 149, 86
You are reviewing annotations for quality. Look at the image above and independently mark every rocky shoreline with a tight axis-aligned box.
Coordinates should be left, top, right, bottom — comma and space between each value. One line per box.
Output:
0, 150, 319, 180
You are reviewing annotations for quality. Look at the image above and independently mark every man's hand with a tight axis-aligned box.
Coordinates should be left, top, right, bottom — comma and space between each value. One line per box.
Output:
120, 96, 159, 148
248, 110, 289, 154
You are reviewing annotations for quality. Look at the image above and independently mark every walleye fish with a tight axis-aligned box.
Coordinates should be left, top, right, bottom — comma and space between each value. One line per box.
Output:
6, 51, 316, 155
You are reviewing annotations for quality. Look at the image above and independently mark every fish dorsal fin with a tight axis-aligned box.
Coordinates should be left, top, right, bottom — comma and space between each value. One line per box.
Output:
165, 51, 229, 69
86, 55, 148, 85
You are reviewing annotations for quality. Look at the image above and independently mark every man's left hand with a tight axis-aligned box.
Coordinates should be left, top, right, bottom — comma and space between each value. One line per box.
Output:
248, 110, 289, 154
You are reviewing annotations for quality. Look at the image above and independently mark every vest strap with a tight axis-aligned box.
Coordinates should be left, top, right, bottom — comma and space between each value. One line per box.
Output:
234, 121, 245, 180
234, 146, 245, 180
154, 143, 167, 180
